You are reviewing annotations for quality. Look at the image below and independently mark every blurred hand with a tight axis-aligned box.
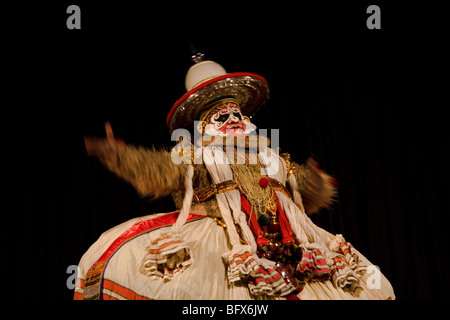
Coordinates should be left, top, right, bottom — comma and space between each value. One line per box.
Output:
306, 156, 320, 171
305, 156, 323, 187
306, 156, 338, 186
84, 121, 119, 166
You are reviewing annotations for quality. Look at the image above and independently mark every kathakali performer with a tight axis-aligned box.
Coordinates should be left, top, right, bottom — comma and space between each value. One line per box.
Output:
75, 55, 395, 300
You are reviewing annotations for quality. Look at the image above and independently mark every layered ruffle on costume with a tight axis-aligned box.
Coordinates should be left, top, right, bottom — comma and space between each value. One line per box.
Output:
141, 232, 193, 281
75, 212, 394, 300
76, 143, 395, 300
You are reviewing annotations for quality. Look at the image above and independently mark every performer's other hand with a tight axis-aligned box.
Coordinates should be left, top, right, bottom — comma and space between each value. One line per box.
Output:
306, 156, 319, 170
306, 156, 323, 187
84, 121, 119, 166
306, 156, 338, 187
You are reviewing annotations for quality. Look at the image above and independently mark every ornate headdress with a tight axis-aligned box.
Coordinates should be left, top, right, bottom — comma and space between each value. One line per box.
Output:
166, 53, 269, 131
146, 54, 275, 288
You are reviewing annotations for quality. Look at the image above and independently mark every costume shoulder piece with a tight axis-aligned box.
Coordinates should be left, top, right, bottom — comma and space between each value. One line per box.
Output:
106, 144, 188, 198
281, 153, 338, 214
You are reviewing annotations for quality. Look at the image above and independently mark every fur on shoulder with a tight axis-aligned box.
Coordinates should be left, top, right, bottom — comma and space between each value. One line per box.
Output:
292, 162, 338, 214
107, 144, 187, 199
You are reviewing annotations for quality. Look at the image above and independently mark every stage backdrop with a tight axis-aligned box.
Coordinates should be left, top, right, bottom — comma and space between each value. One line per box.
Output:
11, 2, 448, 300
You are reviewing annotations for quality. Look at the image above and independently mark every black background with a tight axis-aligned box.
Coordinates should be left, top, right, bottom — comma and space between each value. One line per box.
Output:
6, 1, 448, 301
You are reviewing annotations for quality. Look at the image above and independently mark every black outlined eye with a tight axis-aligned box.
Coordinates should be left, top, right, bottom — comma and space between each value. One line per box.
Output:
217, 114, 229, 122
233, 112, 242, 120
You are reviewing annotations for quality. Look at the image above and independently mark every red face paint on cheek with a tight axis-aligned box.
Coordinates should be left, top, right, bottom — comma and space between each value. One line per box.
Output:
206, 102, 249, 136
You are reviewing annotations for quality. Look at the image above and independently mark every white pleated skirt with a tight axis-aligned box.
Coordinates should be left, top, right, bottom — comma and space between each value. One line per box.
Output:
75, 212, 395, 300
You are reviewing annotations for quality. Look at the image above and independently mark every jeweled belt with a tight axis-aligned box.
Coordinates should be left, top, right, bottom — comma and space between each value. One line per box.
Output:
192, 177, 291, 204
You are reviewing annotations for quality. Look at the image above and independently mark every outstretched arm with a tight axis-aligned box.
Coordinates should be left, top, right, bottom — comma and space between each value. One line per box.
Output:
84, 122, 187, 198
84, 121, 121, 166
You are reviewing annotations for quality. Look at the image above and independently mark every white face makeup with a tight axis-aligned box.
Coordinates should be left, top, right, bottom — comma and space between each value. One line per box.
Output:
204, 102, 256, 137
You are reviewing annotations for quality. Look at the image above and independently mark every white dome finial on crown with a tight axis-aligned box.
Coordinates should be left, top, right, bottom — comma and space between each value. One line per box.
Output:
167, 51, 268, 130
185, 55, 227, 91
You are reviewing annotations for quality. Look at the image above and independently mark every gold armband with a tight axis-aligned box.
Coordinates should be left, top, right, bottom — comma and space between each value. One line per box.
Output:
171, 143, 200, 164
280, 152, 295, 177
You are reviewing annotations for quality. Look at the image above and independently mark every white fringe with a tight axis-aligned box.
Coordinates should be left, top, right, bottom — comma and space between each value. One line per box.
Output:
171, 164, 194, 234
203, 146, 258, 251
203, 146, 242, 247
287, 173, 306, 213
142, 164, 195, 281
260, 150, 338, 251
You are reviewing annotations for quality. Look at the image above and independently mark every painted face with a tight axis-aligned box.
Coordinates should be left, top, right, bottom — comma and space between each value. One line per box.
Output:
204, 102, 255, 136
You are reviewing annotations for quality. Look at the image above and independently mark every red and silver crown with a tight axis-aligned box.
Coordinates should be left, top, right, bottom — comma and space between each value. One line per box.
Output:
167, 53, 269, 130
